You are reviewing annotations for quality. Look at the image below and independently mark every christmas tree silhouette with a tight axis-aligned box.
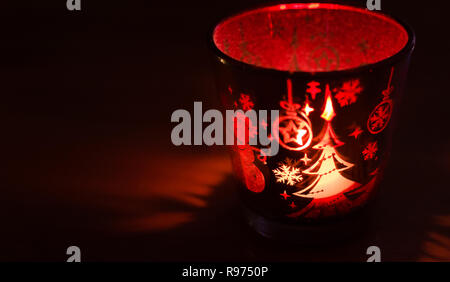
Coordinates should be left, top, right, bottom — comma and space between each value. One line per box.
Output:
293, 85, 360, 199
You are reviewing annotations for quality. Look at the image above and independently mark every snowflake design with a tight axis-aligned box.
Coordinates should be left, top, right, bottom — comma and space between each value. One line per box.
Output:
239, 93, 254, 111
334, 79, 363, 107
362, 141, 378, 160
272, 165, 303, 186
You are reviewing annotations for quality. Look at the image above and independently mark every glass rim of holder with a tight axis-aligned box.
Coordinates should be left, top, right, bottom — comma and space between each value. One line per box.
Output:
210, 3, 415, 78
209, 3, 416, 242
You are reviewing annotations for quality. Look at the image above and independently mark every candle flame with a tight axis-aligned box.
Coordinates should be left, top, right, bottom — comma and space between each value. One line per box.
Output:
321, 85, 336, 122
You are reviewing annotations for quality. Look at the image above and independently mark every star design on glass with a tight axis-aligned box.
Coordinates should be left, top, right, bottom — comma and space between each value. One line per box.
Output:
301, 153, 312, 165
349, 127, 364, 139
279, 120, 308, 145
280, 190, 291, 200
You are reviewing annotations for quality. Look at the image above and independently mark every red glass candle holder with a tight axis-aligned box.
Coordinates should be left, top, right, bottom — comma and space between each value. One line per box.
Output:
210, 3, 415, 241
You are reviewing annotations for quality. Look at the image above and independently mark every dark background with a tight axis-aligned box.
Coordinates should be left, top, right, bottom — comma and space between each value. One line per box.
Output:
1, 0, 449, 261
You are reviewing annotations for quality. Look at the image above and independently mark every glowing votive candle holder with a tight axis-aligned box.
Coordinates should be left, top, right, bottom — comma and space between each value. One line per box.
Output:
210, 3, 415, 241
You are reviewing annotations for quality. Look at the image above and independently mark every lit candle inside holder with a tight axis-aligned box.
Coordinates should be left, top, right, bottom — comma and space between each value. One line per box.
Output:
210, 3, 415, 241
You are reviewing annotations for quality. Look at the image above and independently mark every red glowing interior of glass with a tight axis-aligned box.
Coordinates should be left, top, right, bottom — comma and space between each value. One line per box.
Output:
213, 3, 409, 72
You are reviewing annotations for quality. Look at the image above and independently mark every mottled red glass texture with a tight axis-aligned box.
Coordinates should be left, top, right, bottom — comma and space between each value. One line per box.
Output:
213, 3, 408, 72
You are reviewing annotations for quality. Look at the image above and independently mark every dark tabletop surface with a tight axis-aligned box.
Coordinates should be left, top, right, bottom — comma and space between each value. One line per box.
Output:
1, 0, 449, 261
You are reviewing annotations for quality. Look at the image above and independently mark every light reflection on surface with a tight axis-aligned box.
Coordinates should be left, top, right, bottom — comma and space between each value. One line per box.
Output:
111, 151, 232, 233
419, 215, 450, 261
